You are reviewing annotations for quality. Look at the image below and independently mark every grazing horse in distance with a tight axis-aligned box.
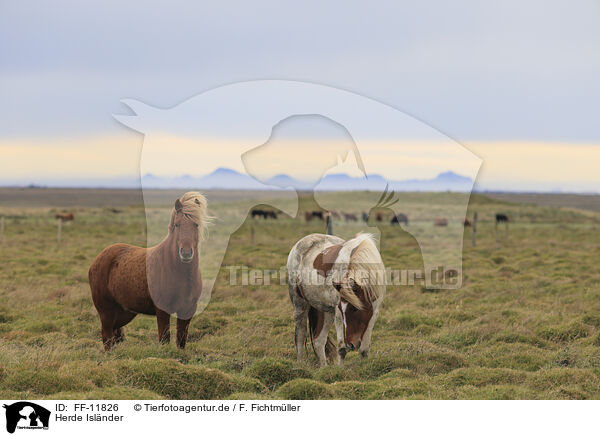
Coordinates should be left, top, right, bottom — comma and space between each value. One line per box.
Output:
312, 211, 324, 221
89, 192, 209, 351
495, 213, 509, 223
463, 218, 472, 227
252, 209, 278, 219
391, 213, 408, 226
330, 211, 341, 220
434, 218, 448, 227
55, 212, 74, 221
251, 209, 266, 219
362, 212, 368, 223
287, 233, 386, 366
343, 213, 358, 222
304, 211, 313, 222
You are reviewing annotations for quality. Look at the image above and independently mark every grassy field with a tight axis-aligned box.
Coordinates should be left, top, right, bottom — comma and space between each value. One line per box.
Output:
1, 189, 600, 399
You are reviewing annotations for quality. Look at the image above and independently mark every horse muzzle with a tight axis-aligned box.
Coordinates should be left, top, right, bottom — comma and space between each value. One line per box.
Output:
346, 340, 361, 351
179, 247, 194, 263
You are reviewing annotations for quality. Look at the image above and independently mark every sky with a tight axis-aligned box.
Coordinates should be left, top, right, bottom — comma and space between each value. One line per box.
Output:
1, 1, 599, 191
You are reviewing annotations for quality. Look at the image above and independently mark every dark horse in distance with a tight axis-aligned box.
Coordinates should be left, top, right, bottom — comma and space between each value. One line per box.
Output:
391, 213, 408, 226
495, 213, 509, 223
89, 192, 209, 351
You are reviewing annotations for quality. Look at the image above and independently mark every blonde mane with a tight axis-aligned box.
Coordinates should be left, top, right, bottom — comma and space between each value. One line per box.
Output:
347, 234, 386, 302
331, 233, 386, 310
169, 191, 211, 239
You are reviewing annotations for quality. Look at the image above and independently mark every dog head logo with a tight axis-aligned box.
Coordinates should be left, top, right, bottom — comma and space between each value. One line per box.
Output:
3, 402, 50, 434
115, 80, 481, 315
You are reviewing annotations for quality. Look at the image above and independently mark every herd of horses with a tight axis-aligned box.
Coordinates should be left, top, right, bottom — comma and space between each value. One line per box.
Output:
88, 191, 511, 365
259, 208, 509, 228
304, 210, 402, 225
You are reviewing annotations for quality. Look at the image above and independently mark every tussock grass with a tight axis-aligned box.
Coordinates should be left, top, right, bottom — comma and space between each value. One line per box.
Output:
245, 358, 311, 390
116, 359, 240, 399
276, 379, 331, 400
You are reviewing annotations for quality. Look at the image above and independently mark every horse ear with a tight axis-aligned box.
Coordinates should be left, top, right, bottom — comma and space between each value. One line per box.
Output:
175, 198, 183, 212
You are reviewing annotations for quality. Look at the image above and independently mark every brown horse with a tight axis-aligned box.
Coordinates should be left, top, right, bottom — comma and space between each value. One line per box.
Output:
55, 212, 74, 221
89, 192, 209, 351
434, 218, 448, 227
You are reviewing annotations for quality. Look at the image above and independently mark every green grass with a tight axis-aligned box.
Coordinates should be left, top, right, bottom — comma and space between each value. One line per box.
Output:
1, 190, 600, 399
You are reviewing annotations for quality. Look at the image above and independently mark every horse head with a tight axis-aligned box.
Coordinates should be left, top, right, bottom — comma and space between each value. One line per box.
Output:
334, 279, 373, 351
331, 234, 385, 353
168, 192, 208, 264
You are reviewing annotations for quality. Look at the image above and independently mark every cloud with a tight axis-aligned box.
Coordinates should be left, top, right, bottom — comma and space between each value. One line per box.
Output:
1, 0, 599, 142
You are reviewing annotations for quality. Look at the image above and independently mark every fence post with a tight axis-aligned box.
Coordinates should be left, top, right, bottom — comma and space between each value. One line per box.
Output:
495, 219, 499, 247
0, 216, 4, 243
57, 218, 62, 244
472, 212, 477, 247
326, 214, 333, 235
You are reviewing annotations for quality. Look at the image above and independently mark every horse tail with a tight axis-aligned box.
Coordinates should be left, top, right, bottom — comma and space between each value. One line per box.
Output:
308, 307, 336, 363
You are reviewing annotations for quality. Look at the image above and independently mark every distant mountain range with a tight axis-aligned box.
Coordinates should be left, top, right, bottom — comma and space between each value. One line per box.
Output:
1, 168, 475, 191
139, 168, 474, 192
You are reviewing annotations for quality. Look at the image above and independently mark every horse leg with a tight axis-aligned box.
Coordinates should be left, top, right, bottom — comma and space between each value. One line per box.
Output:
175, 302, 197, 349
313, 311, 334, 366
94, 298, 123, 351
176, 317, 191, 349
91, 285, 122, 351
293, 304, 309, 360
99, 313, 116, 351
156, 309, 171, 344
113, 309, 136, 344
289, 283, 310, 360
114, 328, 125, 343
334, 306, 347, 365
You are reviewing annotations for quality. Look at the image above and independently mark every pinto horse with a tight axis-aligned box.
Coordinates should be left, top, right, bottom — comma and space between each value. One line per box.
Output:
89, 192, 209, 351
287, 233, 386, 366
